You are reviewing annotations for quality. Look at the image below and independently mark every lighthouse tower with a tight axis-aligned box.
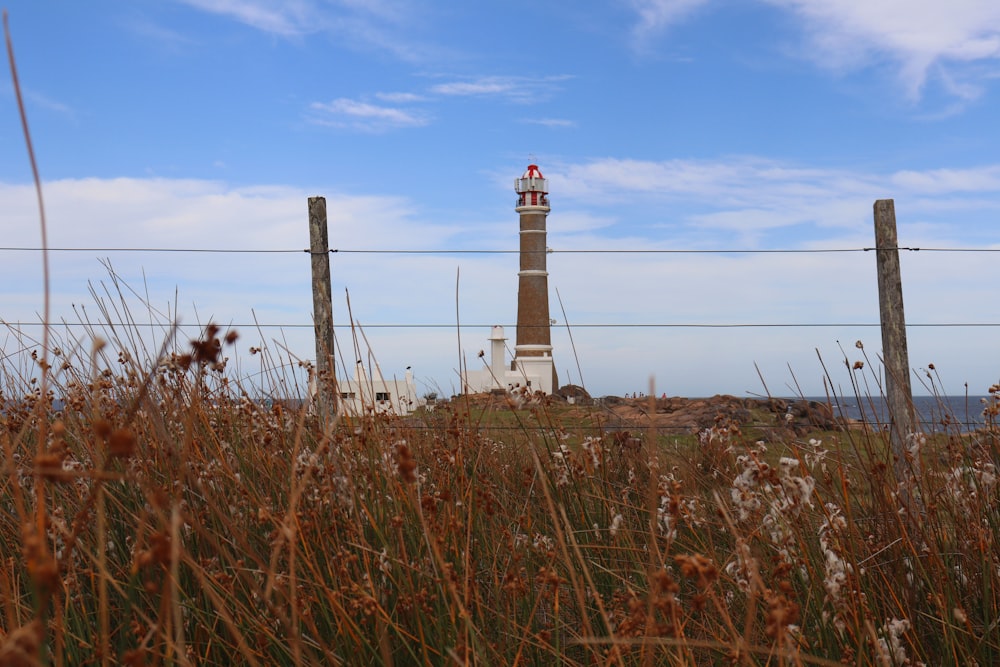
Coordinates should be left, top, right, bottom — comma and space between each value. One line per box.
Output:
513, 164, 557, 394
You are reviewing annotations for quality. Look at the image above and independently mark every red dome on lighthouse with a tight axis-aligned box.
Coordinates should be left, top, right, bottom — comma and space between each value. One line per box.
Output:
515, 164, 550, 209
521, 164, 545, 181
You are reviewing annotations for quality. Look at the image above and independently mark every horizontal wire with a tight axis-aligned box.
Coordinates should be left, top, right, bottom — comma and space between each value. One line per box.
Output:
334, 248, 873, 254
4, 322, 1000, 329
1, 246, 999, 254
0, 247, 301, 253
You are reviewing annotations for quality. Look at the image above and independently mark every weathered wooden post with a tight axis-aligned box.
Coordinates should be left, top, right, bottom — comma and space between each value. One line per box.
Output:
308, 196, 337, 418
873, 199, 917, 484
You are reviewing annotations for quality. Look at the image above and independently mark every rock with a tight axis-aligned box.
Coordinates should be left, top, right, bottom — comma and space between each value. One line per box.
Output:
558, 384, 592, 405
786, 399, 837, 432
604, 394, 841, 434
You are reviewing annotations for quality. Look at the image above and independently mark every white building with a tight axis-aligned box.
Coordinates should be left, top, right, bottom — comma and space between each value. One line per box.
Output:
337, 362, 422, 416
461, 325, 555, 395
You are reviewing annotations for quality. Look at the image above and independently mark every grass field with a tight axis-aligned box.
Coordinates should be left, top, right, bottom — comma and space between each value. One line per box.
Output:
2, 315, 999, 666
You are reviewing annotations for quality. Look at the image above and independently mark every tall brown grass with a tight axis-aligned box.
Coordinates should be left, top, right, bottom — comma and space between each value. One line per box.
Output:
2, 282, 999, 665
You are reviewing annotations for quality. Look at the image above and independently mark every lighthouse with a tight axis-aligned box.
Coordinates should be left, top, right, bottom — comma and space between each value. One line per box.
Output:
513, 164, 557, 393
457, 165, 559, 395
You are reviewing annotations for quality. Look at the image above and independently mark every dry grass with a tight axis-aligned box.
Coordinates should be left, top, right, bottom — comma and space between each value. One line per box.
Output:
1, 292, 999, 665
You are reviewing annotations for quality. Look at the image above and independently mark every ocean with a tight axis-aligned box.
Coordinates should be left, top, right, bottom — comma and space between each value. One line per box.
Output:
803, 394, 996, 433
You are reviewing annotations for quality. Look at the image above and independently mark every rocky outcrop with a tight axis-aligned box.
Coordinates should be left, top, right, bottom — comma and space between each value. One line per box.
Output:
557, 384, 592, 405
604, 395, 839, 434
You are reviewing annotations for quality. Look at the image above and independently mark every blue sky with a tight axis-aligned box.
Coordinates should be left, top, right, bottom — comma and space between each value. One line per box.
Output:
2, 0, 1000, 399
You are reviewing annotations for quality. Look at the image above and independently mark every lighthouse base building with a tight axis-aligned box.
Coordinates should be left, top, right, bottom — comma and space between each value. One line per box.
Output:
462, 325, 555, 395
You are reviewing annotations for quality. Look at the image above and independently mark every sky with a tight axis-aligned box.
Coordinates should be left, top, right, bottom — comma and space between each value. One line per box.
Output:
2, 0, 1000, 400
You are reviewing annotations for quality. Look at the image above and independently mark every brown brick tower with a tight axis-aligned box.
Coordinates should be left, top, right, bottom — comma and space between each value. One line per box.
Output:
513, 164, 557, 393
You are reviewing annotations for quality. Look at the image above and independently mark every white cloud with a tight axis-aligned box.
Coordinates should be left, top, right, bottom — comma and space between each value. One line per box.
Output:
319, 75, 572, 133
623, 0, 1000, 103
761, 0, 1000, 100
375, 91, 426, 103
308, 98, 429, 131
520, 118, 577, 128
889, 166, 1000, 194
431, 80, 514, 96
428, 75, 571, 104
24, 91, 76, 119
551, 157, 1000, 245
626, 0, 712, 35
173, 0, 437, 62
122, 15, 196, 52
176, 0, 315, 37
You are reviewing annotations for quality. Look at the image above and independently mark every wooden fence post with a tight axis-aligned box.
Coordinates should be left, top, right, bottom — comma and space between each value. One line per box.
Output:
309, 196, 337, 418
873, 199, 917, 483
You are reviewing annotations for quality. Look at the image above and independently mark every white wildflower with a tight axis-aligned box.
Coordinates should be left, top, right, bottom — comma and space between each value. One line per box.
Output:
532, 533, 555, 552
513, 531, 530, 550
804, 438, 828, 472
581, 436, 603, 470
723, 539, 757, 593
875, 618, 911, 667
730, 454, 764, 522
550, 446, 572, 487
819, 504, 853, 608
609, 513, 624, 539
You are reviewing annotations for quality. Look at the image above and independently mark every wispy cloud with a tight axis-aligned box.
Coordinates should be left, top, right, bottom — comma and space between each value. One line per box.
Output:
428, 75, 571, 104
520, 118, 577, 128
25, 91, 76, 120
762, 0, 1000, 101
375, 91, 426, 103
176, 0, 315, 37
623, 0, 1000, 105
889, 165, 1000, 194
173, 0, 439, 62
308, 98, 429, 131
121, 15, 194, 53
553, 156, 1000, 245
314, 76, 571, 133
625, 0, 712, 36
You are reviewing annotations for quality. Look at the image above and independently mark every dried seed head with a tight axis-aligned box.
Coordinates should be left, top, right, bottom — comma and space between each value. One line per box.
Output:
676, 553, 718, 588
395, 443, 417, 483
22, 527, 60, 594
109, 428, 137, 459
0, 619, 44, 664
93, 418, 113, 440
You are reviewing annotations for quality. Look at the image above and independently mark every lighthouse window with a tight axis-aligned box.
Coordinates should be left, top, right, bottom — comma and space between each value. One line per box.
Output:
376, 392, 391, 402
340, 392, 356, 399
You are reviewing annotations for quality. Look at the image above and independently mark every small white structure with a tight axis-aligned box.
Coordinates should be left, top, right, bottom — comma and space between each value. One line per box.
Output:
338, 362, 422, 416
462, 325, 555, 395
